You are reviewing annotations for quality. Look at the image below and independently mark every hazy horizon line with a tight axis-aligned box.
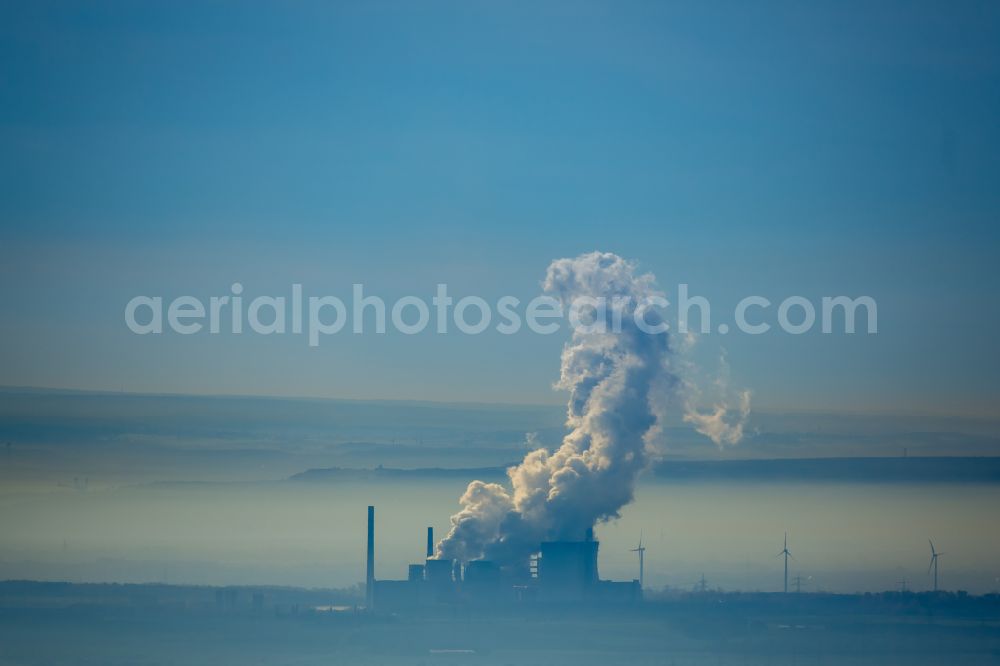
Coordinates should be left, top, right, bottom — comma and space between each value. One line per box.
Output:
2, 383, 997, 423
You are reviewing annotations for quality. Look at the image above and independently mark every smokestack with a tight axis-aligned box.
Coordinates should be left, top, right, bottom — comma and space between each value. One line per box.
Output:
365, 505, 375, 608
426, 527, 434, 558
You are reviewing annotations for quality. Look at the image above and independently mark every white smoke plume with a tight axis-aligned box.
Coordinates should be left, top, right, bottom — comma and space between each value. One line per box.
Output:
682, 349, 752, 447
683, 389, 751, 447
436, 251, 749, 566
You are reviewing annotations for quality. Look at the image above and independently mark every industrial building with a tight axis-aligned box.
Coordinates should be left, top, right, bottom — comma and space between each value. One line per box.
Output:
364, 506, 641, 609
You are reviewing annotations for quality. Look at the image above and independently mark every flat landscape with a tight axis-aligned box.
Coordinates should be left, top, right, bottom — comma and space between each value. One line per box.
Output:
2, 582, 1000, 665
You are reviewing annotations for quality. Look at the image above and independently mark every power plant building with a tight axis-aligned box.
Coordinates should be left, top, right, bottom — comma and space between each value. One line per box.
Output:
366, 507, 640, 609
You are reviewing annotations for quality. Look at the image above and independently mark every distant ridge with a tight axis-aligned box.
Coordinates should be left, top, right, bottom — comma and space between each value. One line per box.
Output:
651, 456, 1000, 483
290, 457, 1000, 484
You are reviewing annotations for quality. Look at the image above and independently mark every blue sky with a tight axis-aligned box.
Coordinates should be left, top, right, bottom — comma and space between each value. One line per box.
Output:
1, 1, 998, 415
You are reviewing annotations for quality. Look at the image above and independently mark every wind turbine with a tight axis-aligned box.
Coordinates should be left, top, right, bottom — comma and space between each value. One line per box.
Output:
630, 532, 646, 589
928, 540, 943, 592
778, 532, 793, 593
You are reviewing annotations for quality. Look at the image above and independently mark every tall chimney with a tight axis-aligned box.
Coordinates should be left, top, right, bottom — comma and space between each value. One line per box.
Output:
426, 526, 434, 558
366, 505, 375, 608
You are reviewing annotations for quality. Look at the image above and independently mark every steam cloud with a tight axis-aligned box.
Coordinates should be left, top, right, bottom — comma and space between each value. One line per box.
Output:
684, 389, 751, 446
683, 349, 752, 446
436, 251, 749, 566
